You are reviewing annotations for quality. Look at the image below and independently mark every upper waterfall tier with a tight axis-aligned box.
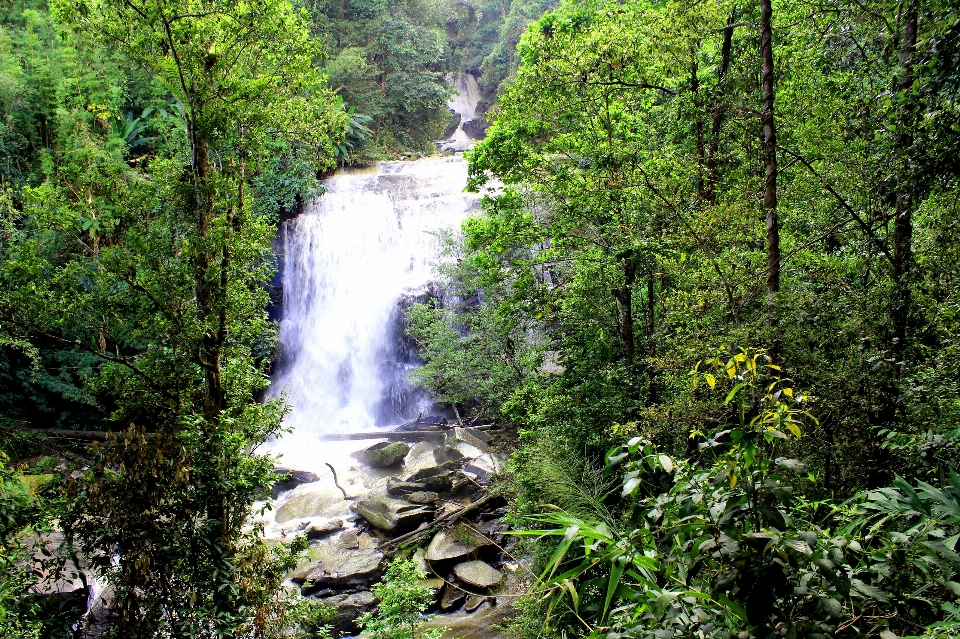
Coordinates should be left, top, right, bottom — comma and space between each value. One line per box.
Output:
266, 156, 480, 469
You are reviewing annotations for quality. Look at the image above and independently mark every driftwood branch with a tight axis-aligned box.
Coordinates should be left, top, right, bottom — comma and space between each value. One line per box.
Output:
325, 462, 350, 499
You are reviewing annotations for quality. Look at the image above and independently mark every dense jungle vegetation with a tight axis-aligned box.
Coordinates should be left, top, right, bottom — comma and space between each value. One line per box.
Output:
0, 0, 958, 637
407, 0, 960, 637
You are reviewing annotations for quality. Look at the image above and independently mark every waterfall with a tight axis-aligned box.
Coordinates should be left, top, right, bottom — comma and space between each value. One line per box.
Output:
265, 156, 480, 471
441, 72, 482, 152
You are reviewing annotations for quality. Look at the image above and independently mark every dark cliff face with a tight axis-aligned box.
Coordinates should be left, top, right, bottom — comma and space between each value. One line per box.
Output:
370, 282, 442, 426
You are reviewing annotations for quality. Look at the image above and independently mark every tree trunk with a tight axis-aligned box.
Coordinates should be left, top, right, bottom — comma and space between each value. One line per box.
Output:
760, 0, 780, 313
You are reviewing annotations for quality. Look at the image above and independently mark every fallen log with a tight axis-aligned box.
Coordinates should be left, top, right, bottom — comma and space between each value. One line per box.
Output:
23, 429, 111, 442
319, 430, 449, 442
382, 491, 495, 551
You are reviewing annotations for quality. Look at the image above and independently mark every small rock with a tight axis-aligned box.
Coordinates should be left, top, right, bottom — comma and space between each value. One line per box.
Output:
465, 595, 488, 612
387, 478, 426, 496
305, 519, 344, 539
351, 442, 410, 468
408, 491, 439, 505
453, 560, 503, 588
335, 529, 360, 549
440, 583, 466, 611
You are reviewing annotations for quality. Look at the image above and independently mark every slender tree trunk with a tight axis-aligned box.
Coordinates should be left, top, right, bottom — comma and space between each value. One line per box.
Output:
705, 12, 735, 205
760, 0, 780, 313
690, 45, 707, 202
892, 0, 917, 368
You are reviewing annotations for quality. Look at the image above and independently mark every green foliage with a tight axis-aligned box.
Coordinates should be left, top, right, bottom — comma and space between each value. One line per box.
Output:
357, 558, 445, 639
516, 353, 960, 638
0, 0, 344, 636
307, 0, 452, 158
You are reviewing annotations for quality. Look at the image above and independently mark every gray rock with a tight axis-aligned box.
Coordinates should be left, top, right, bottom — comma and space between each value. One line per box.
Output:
271, 467, 321, 498
423, 473, 455, 492
455, 442, 486, 459
408, 491, 439, 505
454, 428, 492, 453
453, 560, 503, 589
305, 519, 344, 539
351, 442, 411, 468
336, 528, 360, 549
466, 428, 493, 444
464, 454, 506, 481
386, 478, 426, 496
440, 583, 466, 611
354, 497, 432, 533
318, 590, 377, 634
425, 526, 490, 561
301, 549, 384, 593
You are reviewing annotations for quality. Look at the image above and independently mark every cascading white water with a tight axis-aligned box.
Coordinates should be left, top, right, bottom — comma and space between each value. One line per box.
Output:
266, 156, 480, 471
442, 73, 482, 151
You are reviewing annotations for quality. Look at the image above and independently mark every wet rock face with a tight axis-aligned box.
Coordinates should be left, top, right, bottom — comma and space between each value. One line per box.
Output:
461, 118, 489, 140
351, 441, 411, 468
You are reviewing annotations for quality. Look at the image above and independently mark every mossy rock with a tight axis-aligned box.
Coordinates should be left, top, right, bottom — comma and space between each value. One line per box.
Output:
351, 442, 410, 468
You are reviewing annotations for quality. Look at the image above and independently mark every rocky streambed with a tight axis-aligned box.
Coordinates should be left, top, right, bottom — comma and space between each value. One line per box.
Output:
261, 424, 526, 637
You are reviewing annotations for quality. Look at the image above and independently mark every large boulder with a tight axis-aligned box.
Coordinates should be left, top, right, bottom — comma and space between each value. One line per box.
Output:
270, 467, 321, 498
453, 560, 503, 589
305, 519, 344, 539
300, 549, 384, 593
354, 497, 432, 533
351, 441, 411, 468
425, 526, 491, 562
